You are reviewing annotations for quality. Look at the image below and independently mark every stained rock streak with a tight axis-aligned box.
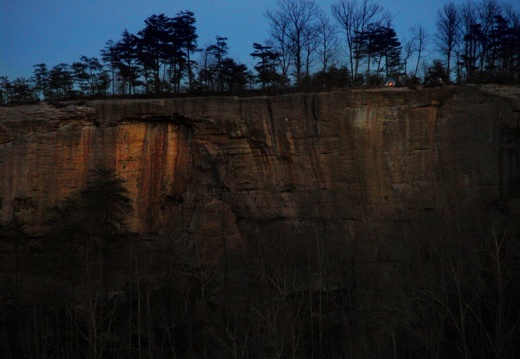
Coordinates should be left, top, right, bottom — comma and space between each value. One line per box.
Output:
1, 85, 520, 250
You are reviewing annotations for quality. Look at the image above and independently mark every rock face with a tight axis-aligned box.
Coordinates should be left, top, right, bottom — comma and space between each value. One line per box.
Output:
1, 85, 520, 251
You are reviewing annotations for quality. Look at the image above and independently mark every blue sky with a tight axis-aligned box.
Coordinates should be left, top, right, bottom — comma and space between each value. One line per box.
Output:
0, 0, 516, 79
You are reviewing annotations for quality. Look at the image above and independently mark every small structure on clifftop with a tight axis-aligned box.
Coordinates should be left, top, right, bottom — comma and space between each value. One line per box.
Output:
383, 77, 396, 87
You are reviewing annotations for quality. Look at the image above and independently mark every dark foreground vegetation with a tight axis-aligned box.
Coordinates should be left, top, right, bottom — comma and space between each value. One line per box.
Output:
2, 0, 520, 105
1, 167, 520, 358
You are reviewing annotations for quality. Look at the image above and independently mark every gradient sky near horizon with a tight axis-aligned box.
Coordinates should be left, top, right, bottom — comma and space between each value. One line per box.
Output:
1, 0, 518, 80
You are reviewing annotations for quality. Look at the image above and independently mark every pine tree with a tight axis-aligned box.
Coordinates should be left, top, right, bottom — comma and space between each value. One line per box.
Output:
251, 42, 281, 89
81, 166, 133, 237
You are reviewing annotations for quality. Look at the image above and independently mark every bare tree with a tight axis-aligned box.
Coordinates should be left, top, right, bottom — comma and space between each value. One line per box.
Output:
264, 18, 292, 86
198, 43, 217, 90
298, 20, 320, 84
410, 25, 430, 78
477, 0, 502, 73
459, 1, 481, 82
332, 0, 384, 85
265, 0, 320, 88
401, 37, 415, 75
435, 1, 461, 83
316, 10, 340, 74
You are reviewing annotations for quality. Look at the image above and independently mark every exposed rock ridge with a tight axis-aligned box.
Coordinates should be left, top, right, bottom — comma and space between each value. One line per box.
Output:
1, 85, 519, 249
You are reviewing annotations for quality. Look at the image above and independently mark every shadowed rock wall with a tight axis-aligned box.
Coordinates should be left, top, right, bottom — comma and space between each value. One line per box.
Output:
1, 85, 520, 249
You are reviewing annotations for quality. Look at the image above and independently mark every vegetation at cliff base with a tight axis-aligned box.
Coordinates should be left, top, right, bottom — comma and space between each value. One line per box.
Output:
2, 163, 520, 358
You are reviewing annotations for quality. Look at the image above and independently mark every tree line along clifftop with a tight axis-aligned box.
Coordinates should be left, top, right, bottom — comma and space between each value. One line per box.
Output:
1, 0, 520, 105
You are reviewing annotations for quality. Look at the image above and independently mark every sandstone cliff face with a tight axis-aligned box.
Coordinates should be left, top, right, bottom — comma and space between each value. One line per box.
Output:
1, 86, 520, 251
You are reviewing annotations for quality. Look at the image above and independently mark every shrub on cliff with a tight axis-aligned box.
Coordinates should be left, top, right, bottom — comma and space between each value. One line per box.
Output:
0, 215, 27, 241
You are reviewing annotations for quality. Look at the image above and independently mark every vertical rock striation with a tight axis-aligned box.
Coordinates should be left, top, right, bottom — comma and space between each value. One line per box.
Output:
1, 85, 520, 250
